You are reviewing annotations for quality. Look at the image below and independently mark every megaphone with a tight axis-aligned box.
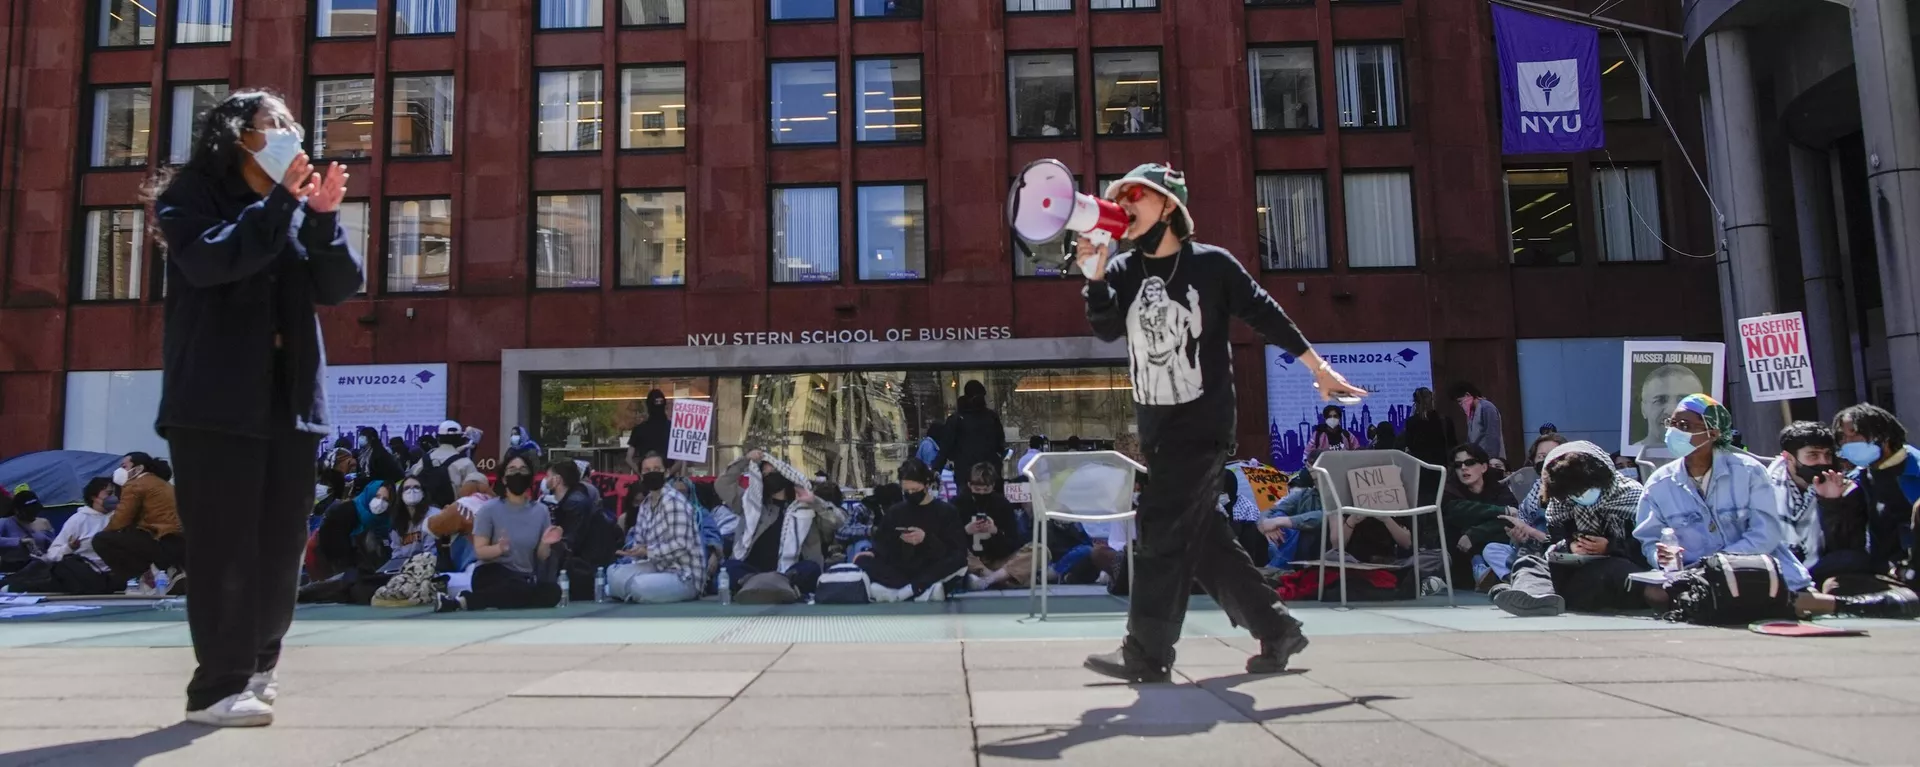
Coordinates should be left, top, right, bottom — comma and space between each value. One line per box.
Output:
1008, 159, 1131, 277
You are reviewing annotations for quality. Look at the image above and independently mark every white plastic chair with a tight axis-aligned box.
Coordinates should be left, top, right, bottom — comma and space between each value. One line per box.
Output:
1308, 450, 1453, 607
1019, 450, 1145, 621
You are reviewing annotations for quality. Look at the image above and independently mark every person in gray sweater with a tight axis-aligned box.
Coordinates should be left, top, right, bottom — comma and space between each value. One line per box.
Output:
1450, 382, 1506, 462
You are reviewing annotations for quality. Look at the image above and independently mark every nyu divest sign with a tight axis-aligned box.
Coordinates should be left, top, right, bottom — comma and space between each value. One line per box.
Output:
323, 363, 448, 453
1266, 342, 1433, 472
1494, 5, 1605, 154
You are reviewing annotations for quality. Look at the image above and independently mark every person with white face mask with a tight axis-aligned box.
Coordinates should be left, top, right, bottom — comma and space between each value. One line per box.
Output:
151, 88, 363, 728
1307, 404, 1359, 453
389, 478, 437, 562
93, 452, 186, 596
1487, 441, 1647, 617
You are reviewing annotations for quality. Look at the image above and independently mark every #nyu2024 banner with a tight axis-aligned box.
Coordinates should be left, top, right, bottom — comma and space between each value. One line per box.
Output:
1267, 342, 1434, 472
1494, 4, 1605, 155
322, 363, 449, 456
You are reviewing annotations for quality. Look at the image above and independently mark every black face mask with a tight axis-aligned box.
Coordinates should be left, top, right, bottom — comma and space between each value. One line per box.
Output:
1795, 463, 1835, 484
1123, 215, 1174, 253
904, 490, 928, 506
504, 473, 533, 496
641, 471, 667, 492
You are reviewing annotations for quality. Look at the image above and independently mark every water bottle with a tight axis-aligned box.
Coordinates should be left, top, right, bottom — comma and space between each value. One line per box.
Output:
717, 569, 732, 605
558, 571, 571, 607
594, 567, 608, 603
1658, 528, 1682, 573
152, 569, 171, 595
125, 578, 141, 594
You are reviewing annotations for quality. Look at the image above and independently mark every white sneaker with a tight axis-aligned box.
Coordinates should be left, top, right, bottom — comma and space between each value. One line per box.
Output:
185, 691, 274, 727
966, 574, 991, 592
868, 582, 905, 603
246, 670, 278, 705
915, 582, 946, 602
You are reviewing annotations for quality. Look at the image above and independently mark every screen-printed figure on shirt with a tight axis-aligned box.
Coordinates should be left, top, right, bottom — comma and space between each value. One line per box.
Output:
1127, 275, 1204, 406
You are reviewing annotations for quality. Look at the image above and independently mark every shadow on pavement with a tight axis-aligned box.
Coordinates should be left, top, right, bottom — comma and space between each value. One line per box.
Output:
976, 671, 1400, 760
0, 723, 214, 767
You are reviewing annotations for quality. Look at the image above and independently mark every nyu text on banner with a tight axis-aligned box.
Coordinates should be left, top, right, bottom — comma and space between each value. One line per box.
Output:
1494, 4, 1605, 154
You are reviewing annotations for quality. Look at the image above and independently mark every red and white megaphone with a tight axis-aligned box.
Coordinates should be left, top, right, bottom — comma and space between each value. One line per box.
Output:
1008, 159, 1130, 277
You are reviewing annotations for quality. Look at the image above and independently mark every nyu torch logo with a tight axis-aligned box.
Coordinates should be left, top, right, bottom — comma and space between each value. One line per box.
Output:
1515, 59, 1581, 134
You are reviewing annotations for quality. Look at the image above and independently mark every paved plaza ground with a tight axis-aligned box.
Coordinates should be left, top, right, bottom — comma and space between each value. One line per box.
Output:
0, 593, 1917, 766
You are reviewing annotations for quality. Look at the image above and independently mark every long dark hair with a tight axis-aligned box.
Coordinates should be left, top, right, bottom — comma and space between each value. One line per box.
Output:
395, 478, 431, 535
144, 90, 300, 236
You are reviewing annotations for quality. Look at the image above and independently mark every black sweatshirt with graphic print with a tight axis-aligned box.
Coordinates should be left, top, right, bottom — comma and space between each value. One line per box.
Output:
1085, 241, 1312, 451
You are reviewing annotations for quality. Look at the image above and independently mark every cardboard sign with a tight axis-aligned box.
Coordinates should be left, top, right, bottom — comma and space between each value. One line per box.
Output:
1004, 481, 1032, 504
1240, 465, 1292, 511
1738, 313, 1816, 403
1346, 465, 1409, 511
667, 399, 714, 464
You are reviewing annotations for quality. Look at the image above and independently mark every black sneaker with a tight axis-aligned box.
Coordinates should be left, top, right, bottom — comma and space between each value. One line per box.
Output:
1836, 586, 1920, 619
434, 595, 463, 614
1490, 584, 1565, 617
1246, 629, 1309, 674
1083, 647, 1172, 684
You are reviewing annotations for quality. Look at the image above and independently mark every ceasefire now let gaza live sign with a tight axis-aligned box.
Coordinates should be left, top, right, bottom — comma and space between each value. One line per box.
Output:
1739, 313, 1816, 403
667, 399, 714, 464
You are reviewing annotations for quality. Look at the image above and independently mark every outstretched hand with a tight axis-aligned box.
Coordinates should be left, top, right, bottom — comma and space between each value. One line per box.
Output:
305, 162, 350, 214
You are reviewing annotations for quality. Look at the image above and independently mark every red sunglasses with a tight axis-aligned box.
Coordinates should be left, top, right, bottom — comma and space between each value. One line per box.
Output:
1111, 184, 1152, 203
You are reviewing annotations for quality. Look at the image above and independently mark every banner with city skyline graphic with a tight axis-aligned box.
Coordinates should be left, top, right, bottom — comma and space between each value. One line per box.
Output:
1266, 342, 1433, 472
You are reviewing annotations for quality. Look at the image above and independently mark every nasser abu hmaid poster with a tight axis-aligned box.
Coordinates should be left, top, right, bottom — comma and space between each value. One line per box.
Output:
1266, 342, 1432, 473
1620, 341, 1723, 459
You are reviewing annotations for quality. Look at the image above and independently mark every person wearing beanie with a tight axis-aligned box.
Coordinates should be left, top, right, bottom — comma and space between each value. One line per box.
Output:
1073, 162, 1365, 682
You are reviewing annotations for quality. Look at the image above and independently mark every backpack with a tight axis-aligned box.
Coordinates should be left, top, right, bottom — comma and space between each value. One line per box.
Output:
418, 452, 458, 508
1662, 553, 1796, 625
814, 563, 872, 604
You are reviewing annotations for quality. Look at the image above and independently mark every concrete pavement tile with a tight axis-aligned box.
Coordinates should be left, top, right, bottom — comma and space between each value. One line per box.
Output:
1813, 675, 1920, 704
439, 642, 628, 656
310, 672, 555, 698
1409, 633, 1651, 660
1686, 652, 1920, 679
610, 642, 792, 655
1192, 676, 1396, 723
1219, 634, 1469, 663
510, 670, 758, 698
262, 695, 490, 728
788, 641, 960, 655
1495, 656, 1768, 684
971, 687, 1249, 728
0, 651, 196, 676
346, 727, 684, 767
1300, 659, 1554, 687
969, 668, 1179, 692
1589, 680, 1920, 717
0, 674, 188, 699
1422, 718, 1837, 766
1330, 683, 1667, 721
585, 652, 786, 673
741, 670, 967, 697
276, 647, 449, 673
445, 698, 725, 729
400, 652, 604, 674
0, 727, 153, 767
1602, 637, 1834, 659
1176, 668, 1331, 688
962, 642, 1247, 671
0, 699, 191, 729
703, 695, 971, 729
770, 650, 962, 673
977, 724, 1311, 767
1708, 715, 1920, 765
1264, 721, 1496, 767
49, 725, 414, 767
662, 727, 976, 767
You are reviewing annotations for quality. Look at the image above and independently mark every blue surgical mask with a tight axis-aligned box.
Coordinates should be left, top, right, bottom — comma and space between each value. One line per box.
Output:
1838, 441, 1884, 468
1570, 488, 1602, 507
510, 433, 523, 447
249, 128, 303, 184
1664, 427, 1702, 460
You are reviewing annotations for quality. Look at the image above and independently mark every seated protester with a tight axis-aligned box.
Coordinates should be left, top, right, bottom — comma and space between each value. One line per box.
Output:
1767, 421, 1871, 588
1635, 395, 1918, 619
388, 477, 436, 564
543, 460, 618, 602
606, 452, 705, 604
716, 449, 845, 598
0, 489, 54, 572
354, 426, 405, 490
1221, 467, 1271, 567
1504, 433, 1570, 503
1442, 443, 1521, 586
314, 448, 355, 528
0, 479, 118, 595
413, 420, 481, 509
1258, 465, 1326, 566
93, 452, 187, 595
1490, 441, 1647, 617
1308, 405, 1361, 453
831, 487, 874, 564
959, 463, 1034, 590
1327, 509, 1414, 564
694, 480, 739, 554
427, 479, 491, 591
503, 425, 544, 466
387, 436, 417, 469
1825, 404, 1920, 585
307, 481, 395, 603
436, 457, 564, 612
859, 459, 970, 602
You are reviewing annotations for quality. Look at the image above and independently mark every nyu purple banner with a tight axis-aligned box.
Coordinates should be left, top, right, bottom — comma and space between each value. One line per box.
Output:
1494, 5, 1604, 154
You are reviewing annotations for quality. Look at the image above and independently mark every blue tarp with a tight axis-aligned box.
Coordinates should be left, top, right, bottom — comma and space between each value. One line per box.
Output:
0, 450, 121, 509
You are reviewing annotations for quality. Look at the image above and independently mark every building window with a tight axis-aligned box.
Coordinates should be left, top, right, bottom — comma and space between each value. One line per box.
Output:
339, 201, 371, 294
1009, 53, 1076, 138
771, 0, 836, 20
619, 191, 688, 286
621, 0, 686, 25
1008, 0, 1071, 11
621, 67, 688, 150
1249, 46, 1318, 131
98, 0, 157, 47
1092, 0, 1156, 8
317, 0, 378, 37
81, 209, 145, 301
857, 185, 927, 281
1343, 171, 1415, 268
538, 70, 603, 152
313, 77, 377, 160
174, 0, 233, 44
771, 61, 838, 145
1255, 174, 1327, 270
168, 83, 228, 165
855, 58, 924, 143
388, 199, 452, 292
395, 0, 456, 34
91, 87, 151, 168
1593, 166, 1663, 262
1093, 51, 1162, 136
534, 194, 602, 289
1600, 37, 1649, 121
1505, 168, 1577, 266
854, 0, 922, 17
772, 186, 841, 283
1334, 43, 1404, 129
392, 75, 455, 157
540, 0, 601, 29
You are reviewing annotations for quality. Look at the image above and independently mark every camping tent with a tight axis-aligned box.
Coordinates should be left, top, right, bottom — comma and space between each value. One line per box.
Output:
0, 450, 121, 509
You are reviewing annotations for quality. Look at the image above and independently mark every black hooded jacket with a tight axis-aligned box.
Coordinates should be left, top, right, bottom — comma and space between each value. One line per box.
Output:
942, 396, 1007, 477
629, 391, 672, 462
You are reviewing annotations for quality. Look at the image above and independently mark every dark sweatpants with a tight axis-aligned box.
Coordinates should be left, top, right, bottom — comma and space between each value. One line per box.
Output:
167, 426, 319, 711
92, 527, 186, 583
1127, 441, 1296, 665
0, 556, 117, 595
463, 562, 562, 610
858, 555, 963, 594
1808, 548, 1873, 586
724, 559, 826, 595
1508, 554, 1643, 611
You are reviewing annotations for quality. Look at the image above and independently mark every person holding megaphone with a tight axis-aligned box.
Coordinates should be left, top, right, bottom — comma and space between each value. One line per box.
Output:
1071, 163, 1366, 683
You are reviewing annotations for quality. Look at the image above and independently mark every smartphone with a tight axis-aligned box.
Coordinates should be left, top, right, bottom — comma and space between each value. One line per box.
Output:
1313, 382, 1363, 405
